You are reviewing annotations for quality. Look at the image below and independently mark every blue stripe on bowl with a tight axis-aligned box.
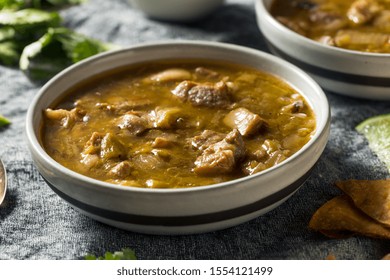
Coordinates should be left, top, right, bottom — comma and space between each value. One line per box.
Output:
42, 167, 313, 227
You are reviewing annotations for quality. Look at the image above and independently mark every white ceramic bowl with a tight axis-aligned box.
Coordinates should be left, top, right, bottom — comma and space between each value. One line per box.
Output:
129, 0, 225, 22
256, 0, 390, 100
26, 41, 330, 235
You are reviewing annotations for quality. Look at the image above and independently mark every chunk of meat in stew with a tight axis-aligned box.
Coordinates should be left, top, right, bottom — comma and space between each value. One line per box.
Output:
243, 139, 288, 175
316, 35, 336, 46
223, 107, 264, 137
117, 111, 151, 135
147, 68, 192, 83
96, 99, 153, 114
309, 9, 347, 30
151, 107, 183, 129
347, 0, 381, 25
194, 129, 245, 176
109, 160, 132, 178
194, 67, 220, 79
152, 135, 178, 148
133, 154, 167, 170
82, 132, 104, 155
281, 100, 305, 114
44, 108, 85, 128
172, 80, 231, 108
82, 132, 126, 160
191, 130, 226, 151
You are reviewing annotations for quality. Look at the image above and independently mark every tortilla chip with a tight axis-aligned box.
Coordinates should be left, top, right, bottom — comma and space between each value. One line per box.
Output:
309, 195, 390, 239
325, 254, 337, 260
336, 180, 390, 226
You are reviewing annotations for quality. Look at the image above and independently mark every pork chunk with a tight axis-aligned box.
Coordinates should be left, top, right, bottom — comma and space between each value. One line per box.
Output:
151, 107, 183, 129
44, 108, 85, 128
223, 107, 264, 137
96, 99, 153, 114
152, 134, 178, 148
194, 129, 245, 176
100, 133, 126, 160
191, 130, 226, 151
194, 150, 235, 176
242, 139, 287, 175
82, 132, 105, 155
309, 9, 347, 30
147, 68, 191, 83
133, 154, 167, 170
194, 67, 220, 78
117, 112, 151, 135
82, 132, 126, 161
172, 80, 231, 108
281, 100, 305, 114
109, 160, 132, 178
316, 35, 336, 46
347, 0, 381, 25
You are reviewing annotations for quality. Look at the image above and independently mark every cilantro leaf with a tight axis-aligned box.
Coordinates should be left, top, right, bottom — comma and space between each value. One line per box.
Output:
85, 248, 137, 260
0, 40, 20, 65
0, 114, 11, 127
0, 9, 61, 66
0, 0, 25, 10
0, 9, 61, 30
20, 27, 119, 81
0, 0, 86, 10
0, 2, 115, 80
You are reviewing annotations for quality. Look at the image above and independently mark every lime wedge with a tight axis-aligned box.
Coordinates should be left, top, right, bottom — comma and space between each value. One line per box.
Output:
0, 114, 11, 127
356, 114, 390, 172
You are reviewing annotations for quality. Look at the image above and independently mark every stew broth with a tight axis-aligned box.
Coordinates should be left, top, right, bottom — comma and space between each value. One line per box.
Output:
42, 60, 316, 188
271, 0, 390, 53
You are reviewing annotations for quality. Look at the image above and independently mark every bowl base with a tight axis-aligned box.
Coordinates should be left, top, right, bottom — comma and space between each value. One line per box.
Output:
72, 193, 295, 235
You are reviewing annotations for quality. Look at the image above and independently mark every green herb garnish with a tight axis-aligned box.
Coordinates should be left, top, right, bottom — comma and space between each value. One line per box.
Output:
0, 0, 118, 81
0, 8, 61, 66
85, 248, 137, 260
0, 0, 86, 10
0, 114, 11, 127
20, 27, 118, 81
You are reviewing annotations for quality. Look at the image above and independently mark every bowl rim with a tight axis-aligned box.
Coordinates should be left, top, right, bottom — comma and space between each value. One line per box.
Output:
129, 0, 226, 22
256, 0, 390, 58
26, 40, 330, 195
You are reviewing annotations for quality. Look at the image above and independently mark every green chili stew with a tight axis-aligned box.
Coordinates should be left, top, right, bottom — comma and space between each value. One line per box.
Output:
42, 60, 316, 188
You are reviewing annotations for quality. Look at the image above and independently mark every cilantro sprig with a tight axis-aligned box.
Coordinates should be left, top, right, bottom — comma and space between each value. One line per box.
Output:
0, 114, 11, 127
0, 0, 86, 10
0, 0, 119, 81
85, 248, 137, 260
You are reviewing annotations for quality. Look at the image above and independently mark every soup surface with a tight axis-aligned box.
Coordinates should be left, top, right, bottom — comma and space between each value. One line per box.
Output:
42, 60, 316, 188
271, 0, 390, 53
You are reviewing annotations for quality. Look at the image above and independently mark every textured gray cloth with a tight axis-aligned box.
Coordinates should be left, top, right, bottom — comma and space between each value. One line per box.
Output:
0, 0, 389, 260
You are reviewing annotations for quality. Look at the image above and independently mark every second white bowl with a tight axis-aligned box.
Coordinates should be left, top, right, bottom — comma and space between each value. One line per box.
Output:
256, 0, 390, 100
129, 0, 225, 22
